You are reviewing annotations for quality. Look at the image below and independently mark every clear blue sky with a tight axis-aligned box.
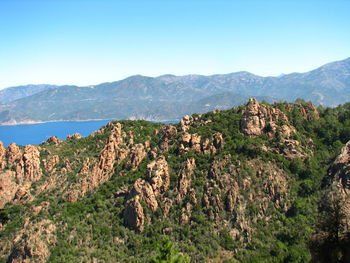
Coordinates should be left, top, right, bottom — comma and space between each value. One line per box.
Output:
0, 0, 349, 89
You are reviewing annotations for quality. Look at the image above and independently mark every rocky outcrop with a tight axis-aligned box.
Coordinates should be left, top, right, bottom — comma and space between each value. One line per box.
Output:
159, 125, 177, 151
65, 123, 126, 202
66, 133, 81, 140
180, 115, 193, 132
177, 158, 196, 203
226, 181, 239, 212
7, 219, 56, 263
180, 132, 224, 155
126, 144, 147, 170
201, 138, 217, 155
163, 198, 173, 218
23, 145, 42, 182
0, 141, 6, 169
280, 138, 307, 159
285, 101, 320, 121
124, 196, 145, 232
146, 156, 170, 196
6, 143, 24, 179
0, 144, 43, 208
124, 156, 170, 231
213, 132, 224, 148
328, 141, 350, 231
43, 155, 59, 172
45, 136, 61, 145
79, 157, 91, 175
312, 141, 350, 262
330, 140, 350, 189
179, 133, 201, 153
0, 171, 17, 209
241, 98, 293, 137
181, 202, 192, 224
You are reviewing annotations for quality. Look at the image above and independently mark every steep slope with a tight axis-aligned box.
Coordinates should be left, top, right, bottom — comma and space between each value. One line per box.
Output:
1, 99, 349, 262
312, 141, 350, 262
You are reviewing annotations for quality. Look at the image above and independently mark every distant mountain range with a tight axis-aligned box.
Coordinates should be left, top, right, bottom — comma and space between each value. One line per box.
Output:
0, 57, 349, 124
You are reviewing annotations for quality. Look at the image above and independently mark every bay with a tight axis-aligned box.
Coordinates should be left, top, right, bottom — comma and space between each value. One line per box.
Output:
0, 120, 178, 147
0, 120, 113, 147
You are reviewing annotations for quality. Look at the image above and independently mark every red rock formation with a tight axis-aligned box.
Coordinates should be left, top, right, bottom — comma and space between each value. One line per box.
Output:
45, 136, 61, 145
0, 171, 17, 209
177, 158, 196, 203
124, 195, 145, 232
241, 98, 291, 137
159, 125, 177, 151
66, 133, 81, 140
127, 144, 147, 169
290, 101, 320, 121
180, 115, 193, 132
181, 202, 192, 224
7, 219, 56, 263
328, 141, 350, 231
133, 178, 158, 211
124, 156, 170, 231
213, 132, 224, 148
180, 132, 224, 155
43, 155, 59, 172
146, 156, 169, 196
23, 145, 42, 182
6, 143, 24, 180
0, 141, 6, 169
65, 123, 125, 202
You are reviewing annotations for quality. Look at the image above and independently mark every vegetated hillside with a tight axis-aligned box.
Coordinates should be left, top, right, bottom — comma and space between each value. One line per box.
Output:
1, 57, 350, 124
0, 99, 350, 263
0, 84, 57, 104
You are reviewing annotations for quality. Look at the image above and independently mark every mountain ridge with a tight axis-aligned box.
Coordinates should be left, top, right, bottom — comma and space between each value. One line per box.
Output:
1, 57, 349, 124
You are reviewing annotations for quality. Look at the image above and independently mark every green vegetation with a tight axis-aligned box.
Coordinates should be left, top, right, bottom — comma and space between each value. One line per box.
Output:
1, 100, 350, 262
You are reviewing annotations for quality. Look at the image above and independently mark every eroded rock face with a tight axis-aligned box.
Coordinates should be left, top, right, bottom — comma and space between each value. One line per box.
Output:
146, 156, 170, 196
159, 125, 177, 151
45, 136, 61, 145
124, 196, 145, 232
127, 144, 147, 170
43, 155, 59, 172
180, 132, 224, 155
133, 179, 158, 211
66, 133, 81, 140
201, 138, 216, 155
0, 141, 6, 169
241, 98, 291, 137
181, 203, 192, 224
124, 156, 170, 231
301, 102, 320, 120
328, 141, 350, 230
177, 158, 196, 203
79, 158, 91, 175
6, 143, 24, 179
227, 181, 239, 212
23, 145, 42, 182
213, 132, 224, 148
0, 171, 17, 209
180, 115, 193, 132
7, 219, 56, 263
65, 123, 126, 202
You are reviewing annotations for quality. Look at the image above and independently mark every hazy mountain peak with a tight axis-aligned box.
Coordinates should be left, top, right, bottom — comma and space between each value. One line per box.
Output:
1, 57, 350, 123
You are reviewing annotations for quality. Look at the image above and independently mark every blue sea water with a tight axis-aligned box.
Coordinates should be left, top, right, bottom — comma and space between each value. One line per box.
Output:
0, 120, 113, 147
0, 120, 178, 147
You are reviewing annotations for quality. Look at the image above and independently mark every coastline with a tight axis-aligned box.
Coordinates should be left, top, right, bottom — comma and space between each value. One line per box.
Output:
0, 118, 179, 126
0, 119, 113, 126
